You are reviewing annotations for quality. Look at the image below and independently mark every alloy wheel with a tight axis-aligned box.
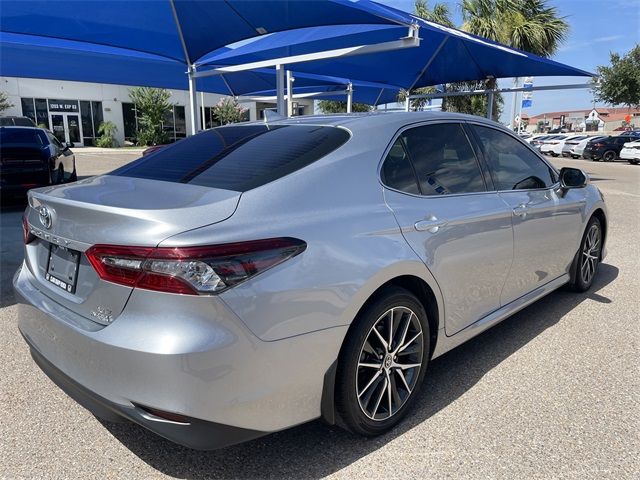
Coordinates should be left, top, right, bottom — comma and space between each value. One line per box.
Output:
580, 223, 601, 285
356, 307, 424, 421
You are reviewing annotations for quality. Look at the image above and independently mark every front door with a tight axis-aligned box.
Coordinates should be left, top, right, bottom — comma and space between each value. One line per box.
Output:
48, 113, 83, 146
382, 122, 514, 336
470, 124, 584, 305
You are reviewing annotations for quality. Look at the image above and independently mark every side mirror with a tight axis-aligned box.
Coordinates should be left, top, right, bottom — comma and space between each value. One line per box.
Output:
559, 167, 588, 189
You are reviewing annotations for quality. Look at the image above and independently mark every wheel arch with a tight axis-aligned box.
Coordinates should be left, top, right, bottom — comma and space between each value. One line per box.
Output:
591, 208, 607, 258
321, 272, 441, 425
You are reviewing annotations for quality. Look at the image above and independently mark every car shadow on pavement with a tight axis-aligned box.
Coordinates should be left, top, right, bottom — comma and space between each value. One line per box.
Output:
102, 263, 619, 480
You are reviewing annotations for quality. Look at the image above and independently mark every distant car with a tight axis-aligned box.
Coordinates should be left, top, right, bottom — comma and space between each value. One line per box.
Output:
583, 135, 637, 162
0, 126, 76, 195
540, 135, 568, 156
620, 140, 640, 165
548, 127, 569, 134
0, 116, 37, 127
572, 136, 606, 159
529, 134, 553, 150
559, 135, 589, 157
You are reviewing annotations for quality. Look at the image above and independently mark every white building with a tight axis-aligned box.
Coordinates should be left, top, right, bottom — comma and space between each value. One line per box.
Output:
0, 76, 314, 146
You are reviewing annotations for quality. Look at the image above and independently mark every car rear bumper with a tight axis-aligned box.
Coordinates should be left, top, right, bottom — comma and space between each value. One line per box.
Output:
22, 329, 266, 450
14, 264, 346, 449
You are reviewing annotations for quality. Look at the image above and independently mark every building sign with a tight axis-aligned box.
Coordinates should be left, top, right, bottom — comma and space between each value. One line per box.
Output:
47, 99, 79, 112
521, 77, 533, 108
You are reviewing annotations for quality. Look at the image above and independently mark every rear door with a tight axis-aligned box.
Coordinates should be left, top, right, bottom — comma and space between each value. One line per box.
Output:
470, 123, 584, 305
382, 122, 513, 336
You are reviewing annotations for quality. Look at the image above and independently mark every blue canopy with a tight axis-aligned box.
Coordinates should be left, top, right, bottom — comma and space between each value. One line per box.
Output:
0, 31, 398, 105
198, 20, 593, 89
0, 0, 409, 64
0, 0, 591, 115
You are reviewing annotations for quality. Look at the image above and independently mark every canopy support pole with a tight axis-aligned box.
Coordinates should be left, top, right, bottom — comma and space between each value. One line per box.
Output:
187, 65, 201, 135
200, 91, 205, 129
346, 82, 353, 113
276, 64, 286, 115
405, 91, 411, 112
286, 70, 294, 117
486, 91, 494, 119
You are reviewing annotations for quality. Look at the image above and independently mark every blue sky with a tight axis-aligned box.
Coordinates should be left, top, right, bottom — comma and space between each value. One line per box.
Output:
378, 0, 639, 121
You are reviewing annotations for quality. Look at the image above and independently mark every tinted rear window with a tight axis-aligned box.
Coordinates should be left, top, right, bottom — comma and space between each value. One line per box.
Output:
0, 128, 43, 145
112, 124, 350, 191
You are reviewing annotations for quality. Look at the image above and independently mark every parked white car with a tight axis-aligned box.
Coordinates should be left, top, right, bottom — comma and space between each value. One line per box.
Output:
620, 140, 640, 165
571, 136, 606, 159
540, 135, 568, 156
561, 135, 590, 157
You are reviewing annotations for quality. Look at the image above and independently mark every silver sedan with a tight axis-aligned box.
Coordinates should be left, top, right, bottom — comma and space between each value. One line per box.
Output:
15, 112, 607, 449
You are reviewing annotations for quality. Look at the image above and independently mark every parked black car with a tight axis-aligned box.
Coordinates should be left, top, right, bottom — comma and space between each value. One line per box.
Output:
0, 126, 76, 196
0, 116, 37, 127
583, 134, 637, 162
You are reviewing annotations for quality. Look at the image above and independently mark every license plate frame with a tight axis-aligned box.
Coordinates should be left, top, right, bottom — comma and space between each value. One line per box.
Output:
45, 243, 80, 294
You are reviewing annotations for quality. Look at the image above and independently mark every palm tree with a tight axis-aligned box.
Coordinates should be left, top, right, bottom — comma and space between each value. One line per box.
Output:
461, 0, 569, 57
409, 0, 569, 119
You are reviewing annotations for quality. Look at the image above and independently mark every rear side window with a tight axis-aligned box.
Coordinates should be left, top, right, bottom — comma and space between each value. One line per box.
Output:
473, 125, 557, 190
381, 138, 420, 194
112, 125, 350, 192
399, 123, 486, 195
0, 128, 43, 145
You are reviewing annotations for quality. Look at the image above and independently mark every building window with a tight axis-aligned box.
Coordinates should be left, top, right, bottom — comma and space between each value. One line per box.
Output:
20, 98, 36, 125
21, 97, 101, 145
35, 98, 49, 129
122, 103, 138, 142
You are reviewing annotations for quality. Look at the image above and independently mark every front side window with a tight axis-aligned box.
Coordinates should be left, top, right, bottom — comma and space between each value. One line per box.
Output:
473, 125, 557, 190
400, 123, 486, 195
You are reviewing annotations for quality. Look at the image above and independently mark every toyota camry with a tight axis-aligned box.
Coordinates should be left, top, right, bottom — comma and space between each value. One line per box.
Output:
15, 112, 607, 449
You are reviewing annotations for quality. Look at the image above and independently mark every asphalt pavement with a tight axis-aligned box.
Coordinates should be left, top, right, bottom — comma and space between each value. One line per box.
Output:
0, 152, 638, 479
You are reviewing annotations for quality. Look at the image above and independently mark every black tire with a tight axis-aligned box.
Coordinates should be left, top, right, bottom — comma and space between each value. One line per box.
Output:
69, 168, 78, 182
602, 150, 616, 162
335, 286, 430, 436
629, 159, 639, 165
567, 216, 602, 292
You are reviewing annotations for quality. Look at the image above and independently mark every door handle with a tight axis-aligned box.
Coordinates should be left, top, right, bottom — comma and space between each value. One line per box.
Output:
512, 204, 529, 218
415, 216, 448, 233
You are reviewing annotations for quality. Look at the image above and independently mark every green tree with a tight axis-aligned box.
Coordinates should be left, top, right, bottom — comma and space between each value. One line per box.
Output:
0, 92, 13, 112
212, 97, 247, 125
95, 121, 118, 148
593, 45, 640, 109
128, 87, 172, 146
317, 101, 372, 114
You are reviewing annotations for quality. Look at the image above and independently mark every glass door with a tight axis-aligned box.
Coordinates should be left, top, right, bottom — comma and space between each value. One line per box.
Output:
66, 115, 81, 145
48, 113, 83, 145
50, 114, 66, 143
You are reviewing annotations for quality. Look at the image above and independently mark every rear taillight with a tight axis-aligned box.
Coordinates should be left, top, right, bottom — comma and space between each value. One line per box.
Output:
22, 214, 35, 244
85, 238, 306, 295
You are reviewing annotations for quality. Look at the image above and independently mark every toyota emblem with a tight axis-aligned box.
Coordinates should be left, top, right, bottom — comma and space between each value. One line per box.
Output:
38, 206, 53, 229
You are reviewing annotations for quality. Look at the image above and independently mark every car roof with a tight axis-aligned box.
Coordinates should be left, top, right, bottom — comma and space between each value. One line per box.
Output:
0, 125, 46, 132
240, 111, 504, 133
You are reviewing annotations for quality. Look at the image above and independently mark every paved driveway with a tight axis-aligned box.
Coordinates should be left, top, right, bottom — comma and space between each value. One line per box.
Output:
1, 153, 638, 479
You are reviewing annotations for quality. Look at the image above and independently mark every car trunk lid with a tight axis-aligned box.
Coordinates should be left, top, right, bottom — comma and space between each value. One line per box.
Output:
24, 175, 241, 325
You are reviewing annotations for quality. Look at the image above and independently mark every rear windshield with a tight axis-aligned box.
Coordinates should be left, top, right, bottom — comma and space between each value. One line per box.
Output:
112, 124, 350, 191
0, 128, 44, 145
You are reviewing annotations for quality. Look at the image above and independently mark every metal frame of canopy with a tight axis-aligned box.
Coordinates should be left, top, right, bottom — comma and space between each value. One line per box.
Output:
168, 0, 420, 133
406, 82, 596, 121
